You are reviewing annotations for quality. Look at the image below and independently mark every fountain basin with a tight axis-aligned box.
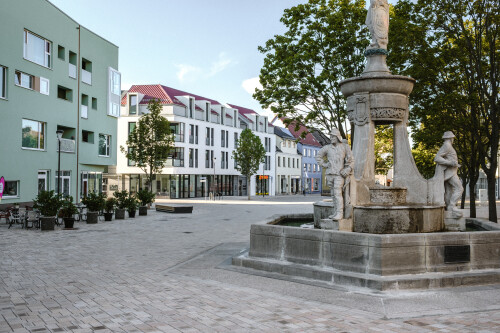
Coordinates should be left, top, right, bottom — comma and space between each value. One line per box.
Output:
232, 215, 500, 290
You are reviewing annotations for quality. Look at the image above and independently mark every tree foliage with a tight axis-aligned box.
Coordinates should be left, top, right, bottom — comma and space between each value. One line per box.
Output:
232, 129, 266, 200
389, 0, 498, 220
374, 125, 393, 175
121, 99, 174, 192
254, 0, 369, 138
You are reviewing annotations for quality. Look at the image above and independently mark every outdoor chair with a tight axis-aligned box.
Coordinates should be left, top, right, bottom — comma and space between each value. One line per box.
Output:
25, 210, 40, 229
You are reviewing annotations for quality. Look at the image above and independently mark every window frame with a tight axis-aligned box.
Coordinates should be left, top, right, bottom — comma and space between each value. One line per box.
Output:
23, 30, 51, 68
98, 134, 111, 157
15, 70, 34, 90
22, 118, 46, 150
0, 65, 6, 99
3, 180, 20, 198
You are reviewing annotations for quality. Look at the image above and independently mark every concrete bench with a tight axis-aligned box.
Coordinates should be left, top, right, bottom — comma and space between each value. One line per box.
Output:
156, 204, 193, 214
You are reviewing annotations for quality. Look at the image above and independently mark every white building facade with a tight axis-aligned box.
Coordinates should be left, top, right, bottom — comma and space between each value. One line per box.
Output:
274, 127, 302, 195
109, 84, 275, 198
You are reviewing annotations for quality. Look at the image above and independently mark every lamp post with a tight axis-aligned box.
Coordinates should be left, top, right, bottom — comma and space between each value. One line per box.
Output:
56, 129, 64, 197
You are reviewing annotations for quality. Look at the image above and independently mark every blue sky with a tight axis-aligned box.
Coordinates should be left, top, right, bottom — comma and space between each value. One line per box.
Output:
49, 0, 400, 116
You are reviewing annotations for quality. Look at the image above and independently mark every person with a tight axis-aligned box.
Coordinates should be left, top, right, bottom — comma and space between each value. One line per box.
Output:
316, 129, 354, 220
434, 131, 463, 217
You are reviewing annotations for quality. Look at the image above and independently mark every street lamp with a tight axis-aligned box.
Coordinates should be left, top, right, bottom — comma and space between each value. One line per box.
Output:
56, 129, 64, 197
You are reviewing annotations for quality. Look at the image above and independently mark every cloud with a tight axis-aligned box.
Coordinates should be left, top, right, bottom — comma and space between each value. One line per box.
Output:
241, 77, 262, 95
175, 64, 201, 82
208, 52, 236, 77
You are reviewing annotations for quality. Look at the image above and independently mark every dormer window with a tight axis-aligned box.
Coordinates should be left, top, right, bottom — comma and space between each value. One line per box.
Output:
189, 98, 194, 118
129, 95, 137, 115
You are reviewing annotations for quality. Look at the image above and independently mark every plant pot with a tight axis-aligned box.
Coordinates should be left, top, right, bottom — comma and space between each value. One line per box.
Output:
87, 211, 99, 224
128, 210, 136, 218
104, 212, 113, 221
139, 206, 148, 216
40, 216, 55, 231
63, 217, 75, 229
115, 208, 125, 219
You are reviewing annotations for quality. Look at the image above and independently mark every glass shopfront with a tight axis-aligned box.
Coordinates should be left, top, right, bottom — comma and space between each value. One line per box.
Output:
129, 174, 237, 199
255, 175, 269, 196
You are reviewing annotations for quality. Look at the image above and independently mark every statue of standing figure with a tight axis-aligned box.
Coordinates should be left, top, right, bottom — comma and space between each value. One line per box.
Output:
316, 129, 354, 220
434, 131, 464, 217
366, 0, 390, 50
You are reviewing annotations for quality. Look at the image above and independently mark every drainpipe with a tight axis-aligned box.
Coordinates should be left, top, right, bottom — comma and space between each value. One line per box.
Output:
76, 25, 81, 202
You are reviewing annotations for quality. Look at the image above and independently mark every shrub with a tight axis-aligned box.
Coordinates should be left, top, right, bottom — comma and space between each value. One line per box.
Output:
33, 190, 61, 217
81, 192, 106, 212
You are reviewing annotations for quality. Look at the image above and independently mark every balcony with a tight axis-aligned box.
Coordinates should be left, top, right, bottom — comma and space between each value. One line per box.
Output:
81, 105, 88, 119
81, 69, 92, 85
69, 63, 76, 79
56, 138, 75, 153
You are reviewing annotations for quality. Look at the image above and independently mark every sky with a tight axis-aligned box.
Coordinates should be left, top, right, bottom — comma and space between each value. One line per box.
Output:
49, 0, 401, 117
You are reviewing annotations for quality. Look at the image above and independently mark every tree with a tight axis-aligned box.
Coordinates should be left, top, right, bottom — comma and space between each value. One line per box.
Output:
374, 125, 393, 175
121, 99, 174, 192
232, 129, 266, 200
254, 0, 369, 138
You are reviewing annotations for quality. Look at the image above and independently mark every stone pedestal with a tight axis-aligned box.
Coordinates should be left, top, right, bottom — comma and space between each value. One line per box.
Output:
444, 211, 466, 231
320, 218, 339, 230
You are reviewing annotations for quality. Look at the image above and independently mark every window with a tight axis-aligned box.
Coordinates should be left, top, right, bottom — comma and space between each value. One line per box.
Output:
265, 137, 271, 152
82, 130, 94, 143
221, 151, 225, 169
22, 119, 45, 150
3, 181, 19, 198
169, 147, 184, 167
189, 98, 194, 118
278, 156, 281, 167
55, 171, 71, 197
206, 102, 210, 121
264, 156, 271, 171
38, 171, 49, 194
57, 45, 65, 60
288, 158, 290, 168
128, 122, 136, 135
98, 134, 111, 157
24, 30, 51, 68
297, 159, 299, 168
127, 148, 135, 166
57, 85, 72, 101
171, 123, 185, 142
234, 132, 238, 148
206, 127, 214, 146
129, 95, 137, 114
81, 94, 88, 119
69, 51, 77, 78
221, 130, 226, 147
39, 77, 49, 95
195, 149, 198, 168
189, 125, 198, 144
205, 150, 210, 168
0, 65, 6, 98
108, 67, 121, 117
189, 148, 194, 167
15, 71, 34, 89
293, 159, 295, 168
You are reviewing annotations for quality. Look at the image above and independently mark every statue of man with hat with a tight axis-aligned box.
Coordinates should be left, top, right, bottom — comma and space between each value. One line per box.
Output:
434, 131, 463, 217
316, 128, 354, 220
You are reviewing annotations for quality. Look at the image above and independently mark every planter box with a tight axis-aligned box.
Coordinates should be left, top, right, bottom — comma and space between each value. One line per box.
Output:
115, 209, 125, 219
40, 216, 55, 231
87, 211, 98, 224
139, 206, 148, 216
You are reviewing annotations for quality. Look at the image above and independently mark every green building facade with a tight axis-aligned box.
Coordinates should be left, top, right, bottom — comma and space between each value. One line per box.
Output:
0, 0, 121, 207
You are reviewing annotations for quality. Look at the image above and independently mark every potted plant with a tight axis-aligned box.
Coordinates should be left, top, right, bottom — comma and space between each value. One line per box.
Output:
33, 190, 61, 231
104, 197, 117, 221
81, 192, 105, 224
136, 189, 155, 216
113, 190, 129, 219
59, 196, 78, 229
125, 194, 139, 218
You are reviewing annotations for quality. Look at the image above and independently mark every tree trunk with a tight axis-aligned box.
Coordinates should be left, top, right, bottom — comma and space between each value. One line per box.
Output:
460, 175, 467, 209
486, 170, 498, 223
247, 176, 251, 201
469, 180, 477, 218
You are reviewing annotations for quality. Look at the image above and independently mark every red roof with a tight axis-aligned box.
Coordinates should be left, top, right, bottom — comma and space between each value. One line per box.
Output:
121, 84, 222, 107
286, 121, 322, 147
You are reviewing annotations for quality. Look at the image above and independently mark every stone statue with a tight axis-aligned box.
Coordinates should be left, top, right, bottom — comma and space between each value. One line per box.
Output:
316, 129, 354, 220
434, 131, 463, 217
366, 0, 390, 50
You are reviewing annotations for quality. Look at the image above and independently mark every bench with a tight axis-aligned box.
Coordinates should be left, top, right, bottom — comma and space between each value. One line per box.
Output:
156, 204, 193, 214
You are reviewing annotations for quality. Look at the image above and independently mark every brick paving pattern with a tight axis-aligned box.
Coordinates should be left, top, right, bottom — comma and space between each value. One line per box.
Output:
1, 196, 499, 332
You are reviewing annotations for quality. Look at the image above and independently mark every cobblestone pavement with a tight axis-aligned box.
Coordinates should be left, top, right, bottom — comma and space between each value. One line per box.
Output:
1, 196, 500, 332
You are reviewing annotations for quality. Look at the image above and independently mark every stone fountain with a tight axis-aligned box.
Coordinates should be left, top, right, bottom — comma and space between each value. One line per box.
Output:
232, 0, 500, 291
